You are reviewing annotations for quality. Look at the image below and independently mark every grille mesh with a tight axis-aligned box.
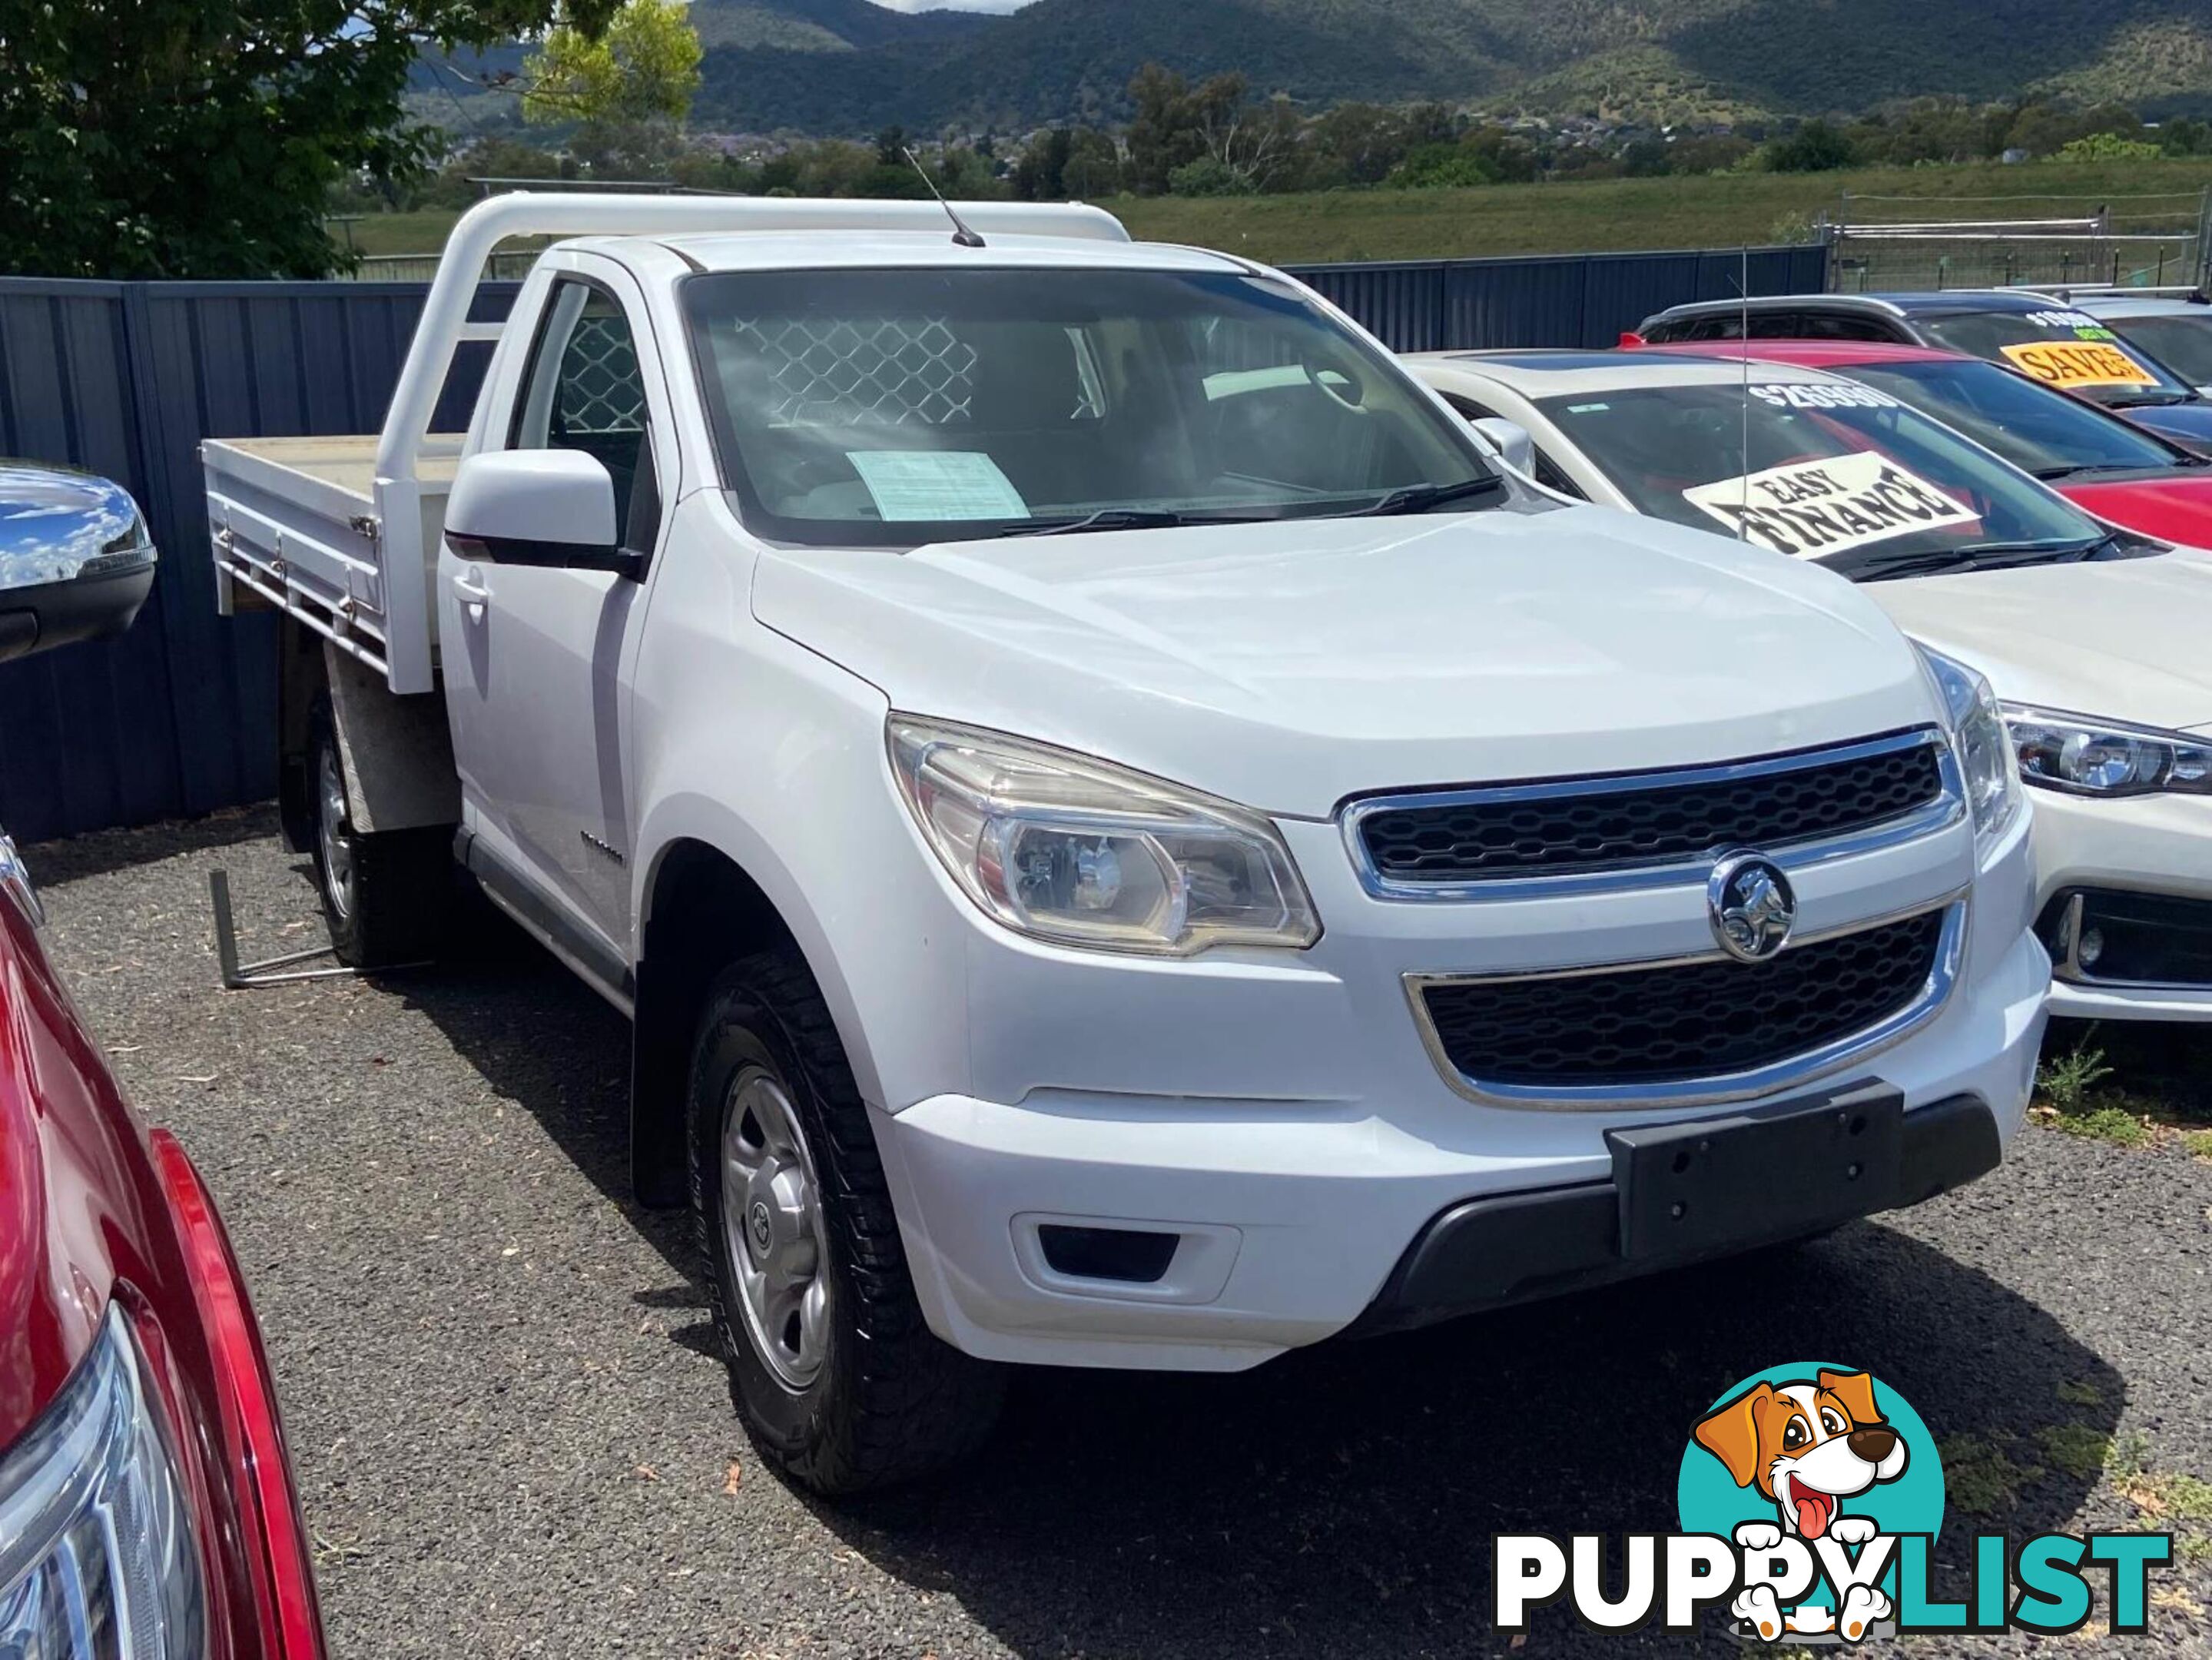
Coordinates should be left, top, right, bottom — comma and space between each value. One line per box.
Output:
1360, 739, 1942, 885
1421, 911, 1945, 1090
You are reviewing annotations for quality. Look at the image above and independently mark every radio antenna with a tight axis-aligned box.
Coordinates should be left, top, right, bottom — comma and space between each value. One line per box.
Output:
1733, 244, 1752, 542
902, 147, 987, 248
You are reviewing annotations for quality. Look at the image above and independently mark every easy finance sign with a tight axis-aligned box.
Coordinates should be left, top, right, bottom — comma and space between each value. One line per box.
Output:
1683, 453, 1979, 559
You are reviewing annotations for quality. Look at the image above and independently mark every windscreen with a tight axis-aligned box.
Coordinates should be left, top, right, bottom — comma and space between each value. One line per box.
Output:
1842, 357, 2187, 478
682, 267, 1495, 546
2104, 314, 2212, 389
1915, 307, 2191, 407
1537, 378, 2108, 577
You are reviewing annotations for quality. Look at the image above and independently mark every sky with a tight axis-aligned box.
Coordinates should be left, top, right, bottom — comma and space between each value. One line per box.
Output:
867, 0, 1034, 11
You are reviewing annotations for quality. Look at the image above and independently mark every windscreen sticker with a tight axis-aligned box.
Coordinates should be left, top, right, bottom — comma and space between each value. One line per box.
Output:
1682, 450, 1980, 559
847, 450, 1030, 522
1746, 381, 1901, 410
1997, 338, 2158, 390
2021, 308, 2105, 330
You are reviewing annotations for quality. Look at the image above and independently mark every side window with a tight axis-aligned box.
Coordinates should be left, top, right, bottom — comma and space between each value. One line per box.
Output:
1801, 314, 1895, 342
1532, 449, 1587, 500
1441, 391, 1504, 422
511, 280, 660, 555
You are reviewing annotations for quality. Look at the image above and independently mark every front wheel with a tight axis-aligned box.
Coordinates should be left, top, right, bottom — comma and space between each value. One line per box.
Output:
689, 946, 1004, 1494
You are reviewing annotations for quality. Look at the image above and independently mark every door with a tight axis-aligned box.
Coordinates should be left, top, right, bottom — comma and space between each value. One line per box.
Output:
440, 269, 668, 955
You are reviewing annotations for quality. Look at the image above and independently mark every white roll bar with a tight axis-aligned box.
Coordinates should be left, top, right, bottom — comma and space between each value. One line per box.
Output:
372, 191, 1130, 484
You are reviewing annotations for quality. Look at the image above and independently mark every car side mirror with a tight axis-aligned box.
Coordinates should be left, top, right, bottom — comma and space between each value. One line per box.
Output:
0, 463, 158, 664
446, 450, 638, 579
1471, 417, 1537, 477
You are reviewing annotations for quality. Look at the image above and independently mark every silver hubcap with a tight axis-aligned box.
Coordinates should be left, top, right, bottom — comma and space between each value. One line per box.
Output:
316, 743, 356, 921
720, 1066, 830, 1392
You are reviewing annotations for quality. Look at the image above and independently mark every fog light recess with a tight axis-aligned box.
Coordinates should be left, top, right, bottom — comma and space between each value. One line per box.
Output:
1036, 1223, 1179, 1284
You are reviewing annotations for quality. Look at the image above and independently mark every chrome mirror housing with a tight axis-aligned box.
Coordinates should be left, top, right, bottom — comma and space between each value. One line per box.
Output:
0, 461, 158, 662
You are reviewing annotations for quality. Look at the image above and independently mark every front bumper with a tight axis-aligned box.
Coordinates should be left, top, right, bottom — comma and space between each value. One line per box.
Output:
1348, 1090, 2000, 1337
871, 911, 2048, 1371
2027, 785, 2212, 1021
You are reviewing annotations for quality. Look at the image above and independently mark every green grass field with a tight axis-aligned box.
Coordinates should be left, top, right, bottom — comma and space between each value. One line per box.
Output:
1114, 158, 2212, 264
333, 157, 2212, 270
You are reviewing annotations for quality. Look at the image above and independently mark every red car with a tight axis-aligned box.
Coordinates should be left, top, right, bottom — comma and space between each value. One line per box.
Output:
1, 463, 323, 1658
1635, 340, 2212, 549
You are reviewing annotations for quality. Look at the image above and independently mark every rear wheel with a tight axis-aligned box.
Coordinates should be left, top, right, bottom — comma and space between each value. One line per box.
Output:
305, 699, 449, 968
689, 945, 1004, 1494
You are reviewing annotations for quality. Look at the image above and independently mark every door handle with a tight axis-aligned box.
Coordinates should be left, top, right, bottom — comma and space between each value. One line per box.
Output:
452, 567, 491, 616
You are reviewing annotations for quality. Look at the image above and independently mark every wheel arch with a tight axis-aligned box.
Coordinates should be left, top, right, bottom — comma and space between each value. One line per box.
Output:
629, 820, 873, 1207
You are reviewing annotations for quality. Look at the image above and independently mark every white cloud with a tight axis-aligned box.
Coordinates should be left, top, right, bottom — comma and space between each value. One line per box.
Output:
868, 0, 1033, 12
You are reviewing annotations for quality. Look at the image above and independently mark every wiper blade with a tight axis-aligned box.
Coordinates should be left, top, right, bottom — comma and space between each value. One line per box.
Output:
1328, 475, 1504, 518
997, 508, 1210, 538
1855, 536, 2114, 581
2029, 463, 2173, 480
1854, 548, 1990, 581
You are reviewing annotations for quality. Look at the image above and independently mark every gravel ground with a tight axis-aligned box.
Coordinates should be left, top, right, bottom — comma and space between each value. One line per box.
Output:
26, 808, 2212, 1658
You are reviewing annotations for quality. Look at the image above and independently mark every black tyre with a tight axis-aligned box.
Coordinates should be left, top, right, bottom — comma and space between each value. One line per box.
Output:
305, 699, 451, 969
689, 945, 1005, 1494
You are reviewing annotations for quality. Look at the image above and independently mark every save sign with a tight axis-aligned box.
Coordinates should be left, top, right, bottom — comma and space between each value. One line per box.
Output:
1683, 453, 1980, 559
1997, 339, 2158, 391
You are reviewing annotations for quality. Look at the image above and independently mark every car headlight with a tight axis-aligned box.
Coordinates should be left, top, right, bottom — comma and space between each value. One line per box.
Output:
0, 1306, 204, 1657
1915, 644, 2024, 854
887, 715, 1321, 955
2005, 707, 2212, 798
0, 832, 41, 928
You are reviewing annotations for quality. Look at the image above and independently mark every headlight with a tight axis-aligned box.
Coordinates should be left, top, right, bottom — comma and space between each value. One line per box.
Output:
0, 1306, 205, 1657
0, 832, 41, 928
1915, 644, 2024, 854
887, 715, 1321, 955
2006, 707, 2211, 798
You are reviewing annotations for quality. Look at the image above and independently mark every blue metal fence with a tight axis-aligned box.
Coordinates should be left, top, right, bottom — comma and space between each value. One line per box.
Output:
0, 242, 1826, 845
1286, 243, 1829, 351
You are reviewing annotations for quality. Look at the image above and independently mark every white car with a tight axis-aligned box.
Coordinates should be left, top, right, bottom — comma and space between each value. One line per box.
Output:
200, 196, 2047, 1492
1410, 347, 2212, 1022
2069, 294, 2212, 399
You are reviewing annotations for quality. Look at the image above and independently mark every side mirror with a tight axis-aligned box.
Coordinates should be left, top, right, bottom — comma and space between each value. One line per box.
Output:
1471, 417, 1537, 477
0, 463, 158, 663
446, 450, 637, 579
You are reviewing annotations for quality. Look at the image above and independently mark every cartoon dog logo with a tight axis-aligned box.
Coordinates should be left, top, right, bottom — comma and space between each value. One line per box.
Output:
1694, 1368, 1908, 1640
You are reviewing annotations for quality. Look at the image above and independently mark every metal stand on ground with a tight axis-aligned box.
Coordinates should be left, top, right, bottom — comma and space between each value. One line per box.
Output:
207, 867, 398, 989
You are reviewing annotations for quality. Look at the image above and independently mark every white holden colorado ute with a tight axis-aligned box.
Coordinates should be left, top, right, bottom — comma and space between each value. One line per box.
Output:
202, 194, 2050, 1493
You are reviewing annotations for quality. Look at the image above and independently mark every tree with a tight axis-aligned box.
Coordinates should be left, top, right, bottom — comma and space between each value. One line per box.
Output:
2158, 118, 2212, 158
1013, 128, 1076, 201
1387, 142, 1497, 190
1124, 65, 1303, 195
1060, 130, 1125, 198
1124, 64, 1216, 194
1196, 91, 1304, 193
522, 0, 701, 128
0, 0, 617, 278
1167, 157, 1251, 198
1760, 121, 1859, 173
2052, 131, 2164, 163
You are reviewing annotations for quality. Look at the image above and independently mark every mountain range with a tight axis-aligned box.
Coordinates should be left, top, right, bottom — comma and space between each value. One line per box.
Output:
685, 0, 2212, 134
